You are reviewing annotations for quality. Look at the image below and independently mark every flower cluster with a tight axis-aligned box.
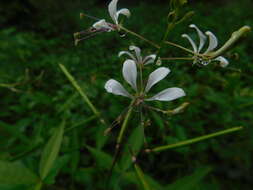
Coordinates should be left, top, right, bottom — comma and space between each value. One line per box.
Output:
182, 24, 229, 67
105, 46, 186, 104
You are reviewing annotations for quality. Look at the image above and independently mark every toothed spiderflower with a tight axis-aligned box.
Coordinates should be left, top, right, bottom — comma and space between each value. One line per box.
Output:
92, 0, 131, 32
182, 24, 229, 67
105, 59, 185, 104
118, 45, 157, 65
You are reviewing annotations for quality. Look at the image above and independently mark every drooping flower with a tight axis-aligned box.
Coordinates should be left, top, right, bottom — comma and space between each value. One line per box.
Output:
118, 45, 156, 65
92, 0, 131, 32
182, 24, 229, 67
104, 59, 185, 102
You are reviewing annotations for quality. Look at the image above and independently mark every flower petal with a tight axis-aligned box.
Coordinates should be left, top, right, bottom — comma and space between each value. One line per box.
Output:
118, 51, 136, 62
145, 67, 170, 92
214, 56, 229, 67
189, 24, 207, 53
108, 0, 118, 24
105, 79, 132, 98
143, 54, 156, 65
205, 31, 218, 53
92, 19, 112, 31
146, 87, 185, 101
116, 8, 131, 21
122, 59, 137, 91
182, 34, 197, 53
129, 45, 142, 63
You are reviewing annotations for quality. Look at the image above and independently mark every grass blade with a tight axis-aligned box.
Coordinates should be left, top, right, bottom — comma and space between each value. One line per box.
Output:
58, 64, 100, 117
148, 126, 243, 153
39, 120, 65, 180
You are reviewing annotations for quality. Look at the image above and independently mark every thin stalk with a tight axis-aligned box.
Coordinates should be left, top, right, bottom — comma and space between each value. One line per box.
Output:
65, 115, 97, 133
34, 181, 43, 190
134, 163, 151, 190
120, 26, 160, 49
59, 64, 104, 123
139, 64, 144, 93
116, 101, 134, 146
161, 57, 194, 61
164, 41, 196, 55
148, 126, 243, 153
155, 22, 176, 63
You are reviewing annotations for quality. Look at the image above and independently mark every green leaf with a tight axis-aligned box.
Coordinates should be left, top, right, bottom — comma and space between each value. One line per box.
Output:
0, 161, 39, 185
120, 125, 144, 171
44, 155, 70, 185
165, 166, 212, 190
86, 145, 116, 170
39, 121, 65, 180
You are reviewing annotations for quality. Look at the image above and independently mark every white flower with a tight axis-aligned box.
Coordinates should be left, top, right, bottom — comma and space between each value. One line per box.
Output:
92, 0, 131, 32
118, 45, 156, 65
105, 60, 186, 102
108, 0, 131, 25
182, 24, 229, 67
92, 19, 114, 32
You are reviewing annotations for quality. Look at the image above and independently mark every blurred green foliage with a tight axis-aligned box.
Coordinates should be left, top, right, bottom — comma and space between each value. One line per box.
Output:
0, 0, 253, 189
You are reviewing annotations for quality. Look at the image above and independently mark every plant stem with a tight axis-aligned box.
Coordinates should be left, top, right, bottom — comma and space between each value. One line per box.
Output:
164, 41, 196, 55
148, 126, 243, 153
120, 26, 160, 49
161, 57, 194, 61
65, 115, 97, 133
134, 163, 151, 190
116, 102, 134, 146
34, 181, 43, 190
139, 64, 144, 93
59, 64, 105, 124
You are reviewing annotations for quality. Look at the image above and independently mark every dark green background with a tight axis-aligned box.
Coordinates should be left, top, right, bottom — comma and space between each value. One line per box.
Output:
0, 0, 253, 189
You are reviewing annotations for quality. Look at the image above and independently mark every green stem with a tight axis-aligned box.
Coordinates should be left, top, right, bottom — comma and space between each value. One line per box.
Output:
116, 101, 134, 146
134, 163, 151, 190
139, 64, 144, 93
161, 57, 194, 61
59, 64, 100, 118
120, 26, 160, 49
149, 126, 243, 153
34, 181, 43, 190
65, 115, 97, 133
164, 41, 197, 55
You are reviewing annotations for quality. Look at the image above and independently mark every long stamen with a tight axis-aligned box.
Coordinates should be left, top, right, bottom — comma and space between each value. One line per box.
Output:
74, 30, 106, 45
80, 13, 101, 21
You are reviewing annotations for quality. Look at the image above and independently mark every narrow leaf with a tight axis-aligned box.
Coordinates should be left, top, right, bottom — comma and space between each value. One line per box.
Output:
165, 166, 212, 190
0, 161, 39, 185
86, 145, 117, 170
150, 126, 243, 153
59, 64, 100, 117
39, 121, 65, 180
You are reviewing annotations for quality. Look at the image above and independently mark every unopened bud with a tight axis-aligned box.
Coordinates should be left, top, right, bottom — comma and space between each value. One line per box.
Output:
80, 13, 85, 19
156, 57, 162, 66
